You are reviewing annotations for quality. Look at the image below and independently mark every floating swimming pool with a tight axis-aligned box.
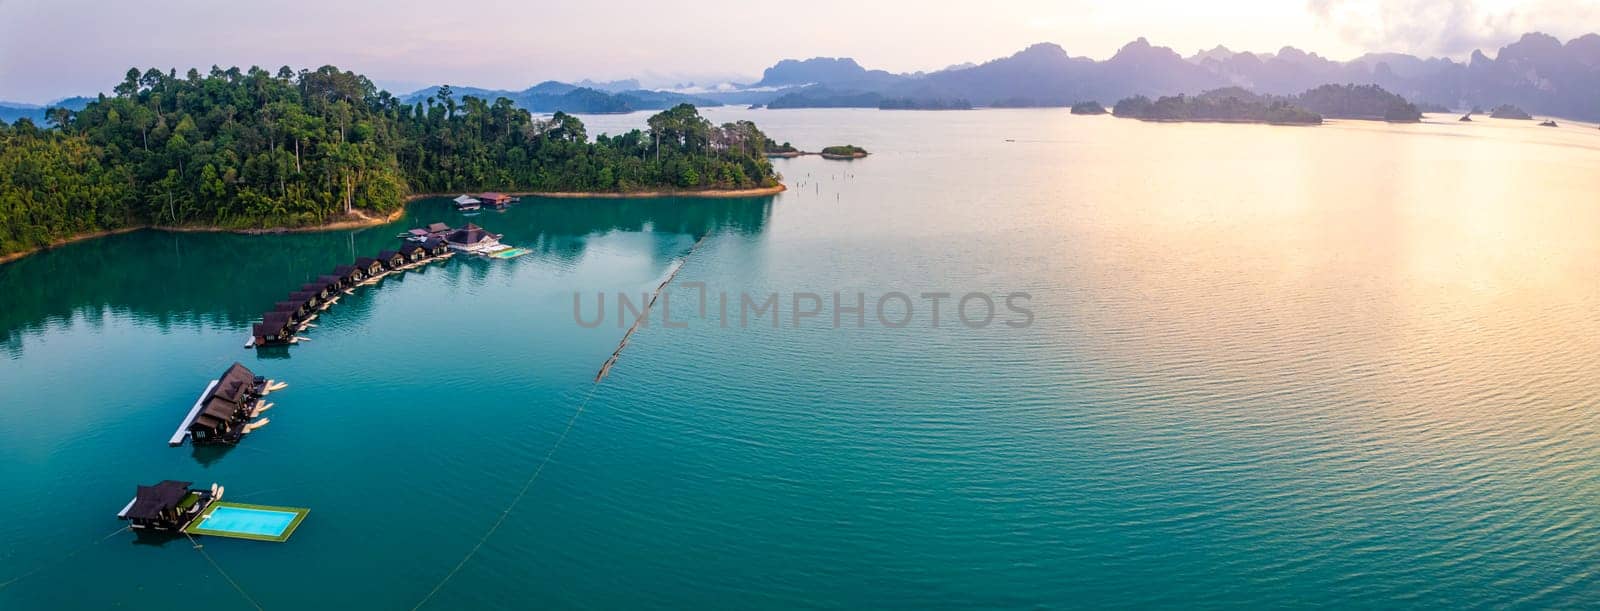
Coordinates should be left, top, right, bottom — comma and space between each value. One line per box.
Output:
490, 247, 530, 259
185, 502, 308, 542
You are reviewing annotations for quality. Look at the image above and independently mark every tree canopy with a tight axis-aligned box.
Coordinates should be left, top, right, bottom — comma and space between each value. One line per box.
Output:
0, 65, 781, 257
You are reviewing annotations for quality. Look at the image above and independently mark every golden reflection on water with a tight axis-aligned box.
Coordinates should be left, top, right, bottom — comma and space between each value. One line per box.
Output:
1018, 115, 1600, 433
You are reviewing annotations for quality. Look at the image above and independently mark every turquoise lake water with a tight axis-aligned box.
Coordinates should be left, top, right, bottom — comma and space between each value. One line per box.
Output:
3, 108, 1600, 608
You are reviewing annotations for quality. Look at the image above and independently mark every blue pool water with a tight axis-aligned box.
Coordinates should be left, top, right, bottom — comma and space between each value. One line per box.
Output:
195, 506, 297, 537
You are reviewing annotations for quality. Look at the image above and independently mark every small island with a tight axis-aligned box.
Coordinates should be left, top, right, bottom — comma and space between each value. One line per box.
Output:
1113, 89, 1321, 125
1539, 120, 1559, 127
763, 139, 802, 157
1070, 101, 1107, 115
1111, 84, 1427, 126
1490, 104, 1533, 119
820, 145, 869, 159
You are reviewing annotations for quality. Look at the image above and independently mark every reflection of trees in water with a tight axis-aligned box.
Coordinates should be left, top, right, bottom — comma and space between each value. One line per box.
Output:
0, 196, 772, 354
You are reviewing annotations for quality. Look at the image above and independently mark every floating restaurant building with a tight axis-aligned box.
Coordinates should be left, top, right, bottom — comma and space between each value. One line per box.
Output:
444, 223, 506, 254
453, 194, 482, 211
479, 192, 514, 209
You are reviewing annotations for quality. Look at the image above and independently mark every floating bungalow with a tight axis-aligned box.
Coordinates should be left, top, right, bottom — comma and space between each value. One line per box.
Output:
399, 242, 426, 263
273, 299, 311, 322
422, 237, 451, 257
453, 194, 482, 211
402, 222, 454, 241
445, 223, 508, 255
301, 282, 331, 301
253, 316, 293, 347
318, 273, 347, 292
117, 480, 218, 532
334, 264, 367, 286
169, 362, 276, 446
291, 290, 321, 311
378, 250, 407, 270
479, 192, 514, 209
353, 256, 386, 278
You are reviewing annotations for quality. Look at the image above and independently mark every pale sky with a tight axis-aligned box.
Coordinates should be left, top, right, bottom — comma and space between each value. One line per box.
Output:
1, 0, 1596, 103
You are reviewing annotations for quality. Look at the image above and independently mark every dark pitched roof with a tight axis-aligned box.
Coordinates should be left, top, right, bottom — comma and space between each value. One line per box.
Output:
200, 396, 239, 423
480, 192, 511, 202
422, 237, 446, 249
211, 362, 257, 403
261, 312, 292, 335
217, 362, 255, 389
272, 301, 299, 313
399, 242, 423, 254
354, 256, 381, 268
378, 250, 400, 259
290, 290, 319, 303
427, 222, 451, 233
333, 265, 357, 276
318, 274, 344, 286
126, 480, 192, 520
446, 223, 499, 245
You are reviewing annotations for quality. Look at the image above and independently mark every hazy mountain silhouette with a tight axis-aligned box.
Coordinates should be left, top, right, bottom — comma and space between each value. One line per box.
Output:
728, 32, 1600, 120
0, 96, 92, 123
399, 81, 717, 114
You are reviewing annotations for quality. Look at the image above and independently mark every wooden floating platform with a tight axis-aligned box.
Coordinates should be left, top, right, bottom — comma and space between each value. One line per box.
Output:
169, 380, 220, 447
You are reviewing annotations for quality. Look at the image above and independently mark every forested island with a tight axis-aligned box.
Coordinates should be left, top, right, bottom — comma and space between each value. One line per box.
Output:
1070, 101, 1107, 115
1112, 84, 1423, 125
1490, 104, 1532, 119
0, 66, 782, 259
1113, 89, 1322, 125
820, 145, 869, 159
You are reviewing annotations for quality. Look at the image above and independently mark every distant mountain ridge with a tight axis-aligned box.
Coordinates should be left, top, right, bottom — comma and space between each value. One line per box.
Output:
719, 32, 1600, 121
0, 96, 93, 123
398, 81, 718, 114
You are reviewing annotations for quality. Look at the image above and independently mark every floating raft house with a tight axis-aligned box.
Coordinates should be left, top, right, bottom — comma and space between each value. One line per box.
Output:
170, 362, 277, 447
117, 480, 218, 532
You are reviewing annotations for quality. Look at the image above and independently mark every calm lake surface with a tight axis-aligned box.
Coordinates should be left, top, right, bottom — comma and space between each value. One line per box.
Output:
3, 109, 1600, 608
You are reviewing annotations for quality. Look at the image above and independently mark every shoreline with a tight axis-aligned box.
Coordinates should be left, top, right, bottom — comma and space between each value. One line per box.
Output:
0, 226, 146, 266
404, 183, 787, 201
1, 184, 786, 266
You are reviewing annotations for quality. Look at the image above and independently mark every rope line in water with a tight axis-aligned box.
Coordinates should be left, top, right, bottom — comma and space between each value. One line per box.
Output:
412, 234, 711, 609
0, 525, 129, 591
184, 532, 264, 611
410, 381, 601, 610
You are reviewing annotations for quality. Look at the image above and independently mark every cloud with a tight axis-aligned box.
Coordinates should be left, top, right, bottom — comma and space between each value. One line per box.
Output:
1307, 0, 1600, 56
